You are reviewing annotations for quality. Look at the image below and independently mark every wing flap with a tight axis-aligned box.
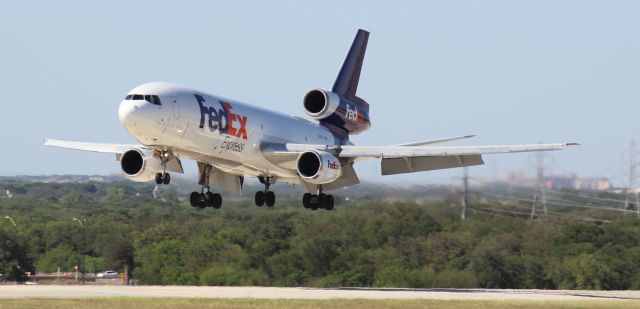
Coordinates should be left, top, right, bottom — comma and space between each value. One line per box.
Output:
382, 155, 484, 175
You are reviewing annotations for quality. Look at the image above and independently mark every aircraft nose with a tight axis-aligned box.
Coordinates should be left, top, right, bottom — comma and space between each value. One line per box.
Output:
118, 99, 142, 126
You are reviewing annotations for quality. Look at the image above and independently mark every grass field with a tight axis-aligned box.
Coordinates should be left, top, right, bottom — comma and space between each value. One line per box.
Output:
0, 299, 638, 309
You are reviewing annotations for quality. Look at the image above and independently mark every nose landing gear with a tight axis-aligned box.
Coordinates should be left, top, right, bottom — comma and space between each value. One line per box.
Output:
154, 149, 172, 185
155, 172, 170, 185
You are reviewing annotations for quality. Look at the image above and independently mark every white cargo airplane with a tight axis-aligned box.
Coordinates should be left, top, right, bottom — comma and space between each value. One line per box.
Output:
45, 29, 576, 211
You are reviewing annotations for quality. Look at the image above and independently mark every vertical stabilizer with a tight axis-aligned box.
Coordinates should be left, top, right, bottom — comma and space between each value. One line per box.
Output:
332, 29, 369, 98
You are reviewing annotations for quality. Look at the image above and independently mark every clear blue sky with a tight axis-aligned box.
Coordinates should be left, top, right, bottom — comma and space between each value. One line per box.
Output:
1, 1, 639, 185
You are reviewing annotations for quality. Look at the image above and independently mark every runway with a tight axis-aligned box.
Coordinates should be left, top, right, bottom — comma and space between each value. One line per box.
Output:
0, 285, 639, 301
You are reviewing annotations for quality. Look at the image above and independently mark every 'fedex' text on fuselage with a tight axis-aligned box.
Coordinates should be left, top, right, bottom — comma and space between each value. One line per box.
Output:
195, 94, 248, 140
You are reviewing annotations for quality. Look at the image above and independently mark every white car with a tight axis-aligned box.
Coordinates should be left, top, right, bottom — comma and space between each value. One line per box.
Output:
97, 270, 119, 278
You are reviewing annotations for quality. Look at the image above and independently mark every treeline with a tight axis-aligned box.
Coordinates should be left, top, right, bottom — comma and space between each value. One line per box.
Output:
1, 180, 640, 289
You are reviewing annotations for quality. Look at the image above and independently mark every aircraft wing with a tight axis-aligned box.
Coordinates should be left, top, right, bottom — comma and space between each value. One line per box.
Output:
280, 142, 577, 158
44, 138, 147, 154
267, 142, 577, 176
392, 134, 476, 147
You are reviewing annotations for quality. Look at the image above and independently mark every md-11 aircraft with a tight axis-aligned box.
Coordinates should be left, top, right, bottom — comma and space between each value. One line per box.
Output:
45, 29, 576, 211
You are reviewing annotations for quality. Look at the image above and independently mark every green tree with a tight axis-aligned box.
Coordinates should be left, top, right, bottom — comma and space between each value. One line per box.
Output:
35, 245, 80, 273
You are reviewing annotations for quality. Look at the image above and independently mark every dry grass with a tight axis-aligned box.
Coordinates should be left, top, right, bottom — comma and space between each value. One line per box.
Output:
0, 298, 639, 309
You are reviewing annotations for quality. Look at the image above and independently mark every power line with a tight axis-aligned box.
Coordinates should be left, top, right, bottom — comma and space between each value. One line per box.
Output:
475, 206, 532, 217
483, 192, 634, 213
545, 189, 627, 205
471, 208, 523, 219
508, 187, 625, 209
474, 195, 610, 222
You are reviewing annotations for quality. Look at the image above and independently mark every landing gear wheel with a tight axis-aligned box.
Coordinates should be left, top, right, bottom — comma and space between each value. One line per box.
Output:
211, 193, 222, 209
190, 192, 200, 207
155, 173, 163, 185
255, 191, 265, 207
205, 192, 215, 207
302, 193, 311, 209
310, 201, 319, 211
162, 173, 171, 185
198, 194, 206, 209
265, 191, 275, 207
318, 193, 327, 209
325, 195, 334, 211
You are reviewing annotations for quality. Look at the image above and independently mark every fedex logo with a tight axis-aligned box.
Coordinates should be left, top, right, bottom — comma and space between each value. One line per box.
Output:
195, 94, 248, 140
346, 104, 358, 121
327, 160, 340, 170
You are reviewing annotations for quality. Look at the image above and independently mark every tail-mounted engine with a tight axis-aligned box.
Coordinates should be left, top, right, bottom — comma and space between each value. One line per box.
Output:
303, 29, 372, 137
303, 88, 371, 135
296, 150, 343, 184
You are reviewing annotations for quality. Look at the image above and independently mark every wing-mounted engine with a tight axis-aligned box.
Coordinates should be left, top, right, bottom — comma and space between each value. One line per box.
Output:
296, 150, 343, 184
119, 149, 183, 182
303, 88, 370, 135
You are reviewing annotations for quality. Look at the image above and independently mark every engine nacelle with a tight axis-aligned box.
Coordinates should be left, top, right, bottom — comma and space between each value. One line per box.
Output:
296, 150, 342, 184
303, 89, 341, 119
119, 149, 163, 182
303, 88, 371, 135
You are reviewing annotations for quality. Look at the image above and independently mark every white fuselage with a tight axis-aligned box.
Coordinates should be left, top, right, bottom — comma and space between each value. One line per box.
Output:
118, 82, 336, 181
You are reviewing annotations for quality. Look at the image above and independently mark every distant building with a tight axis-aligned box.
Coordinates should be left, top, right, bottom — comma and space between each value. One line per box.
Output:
574, 178, 612, 191
503, 173, 612, 192
545, 176, 576, 190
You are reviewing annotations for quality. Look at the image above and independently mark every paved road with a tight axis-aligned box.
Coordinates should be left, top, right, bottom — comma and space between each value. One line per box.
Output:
1, 285, 640, 301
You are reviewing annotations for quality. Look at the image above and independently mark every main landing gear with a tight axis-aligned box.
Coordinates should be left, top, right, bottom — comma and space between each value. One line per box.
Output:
190, 189, 222, 209
255, 176, 276, 207
302, 186, 334, 211
191, 162, 222, 210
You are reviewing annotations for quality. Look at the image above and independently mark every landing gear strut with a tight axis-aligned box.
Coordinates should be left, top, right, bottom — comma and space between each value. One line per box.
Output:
255, 176, 276, 207
190, 162, 222, 210
302, 186, 334, 211
155, 149, 171, 185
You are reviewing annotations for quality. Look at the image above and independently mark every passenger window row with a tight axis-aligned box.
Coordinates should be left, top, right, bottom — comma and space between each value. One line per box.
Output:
124, 94, 162, 106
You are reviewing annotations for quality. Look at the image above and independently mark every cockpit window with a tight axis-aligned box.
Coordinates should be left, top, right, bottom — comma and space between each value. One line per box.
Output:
151, 95, 162, 106
125, 94, 162, 106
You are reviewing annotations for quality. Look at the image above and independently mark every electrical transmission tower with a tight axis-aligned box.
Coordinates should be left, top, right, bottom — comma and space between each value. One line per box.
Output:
531, 150, 547, 219
624, 140, 639, 211
461, 167, 468, 221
